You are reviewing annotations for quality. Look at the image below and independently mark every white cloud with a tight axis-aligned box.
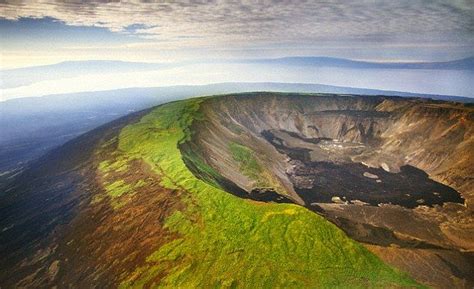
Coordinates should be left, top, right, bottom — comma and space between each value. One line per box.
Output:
1, 0, 473, 48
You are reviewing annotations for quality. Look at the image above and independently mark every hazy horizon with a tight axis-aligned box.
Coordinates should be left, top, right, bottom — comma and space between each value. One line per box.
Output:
2, 1, 473, 101
1, 57, 473, 101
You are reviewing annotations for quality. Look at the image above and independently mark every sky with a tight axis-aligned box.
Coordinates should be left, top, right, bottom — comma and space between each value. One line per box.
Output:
1, 0, 473, 69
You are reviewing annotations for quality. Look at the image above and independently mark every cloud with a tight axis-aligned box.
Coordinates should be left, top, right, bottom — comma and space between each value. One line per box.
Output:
1, 0, 473, 49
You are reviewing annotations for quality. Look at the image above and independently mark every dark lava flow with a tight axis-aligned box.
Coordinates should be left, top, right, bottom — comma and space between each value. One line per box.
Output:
262, 130, 465, 208
293, 163, 463, 208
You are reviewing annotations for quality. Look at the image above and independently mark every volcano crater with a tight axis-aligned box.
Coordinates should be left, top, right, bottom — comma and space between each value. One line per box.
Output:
181, 93, 474, 270
183, 93, 469, 210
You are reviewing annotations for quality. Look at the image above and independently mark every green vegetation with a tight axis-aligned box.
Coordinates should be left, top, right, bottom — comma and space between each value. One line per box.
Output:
114, 98, 422, 288
92, 177, 147, 209
94, 150, 147, 209
181, 149, 223, 188
229, 142, 288, 195
105, 180, 133, 198
229, 142, 263, 182
99, 156, 129, 173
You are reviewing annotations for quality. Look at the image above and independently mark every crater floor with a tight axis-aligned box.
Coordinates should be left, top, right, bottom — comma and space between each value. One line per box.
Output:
262, 129, 464, 208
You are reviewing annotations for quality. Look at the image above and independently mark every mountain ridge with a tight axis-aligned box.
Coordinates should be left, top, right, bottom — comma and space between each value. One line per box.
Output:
246, 56, 474, 70
4, 56, 473, 72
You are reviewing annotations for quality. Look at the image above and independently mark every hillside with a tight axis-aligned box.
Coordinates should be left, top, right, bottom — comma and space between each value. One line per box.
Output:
1, 93, 473, 288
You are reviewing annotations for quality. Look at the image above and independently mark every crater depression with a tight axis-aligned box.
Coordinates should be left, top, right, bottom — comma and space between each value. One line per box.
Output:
182, 93, 474, 288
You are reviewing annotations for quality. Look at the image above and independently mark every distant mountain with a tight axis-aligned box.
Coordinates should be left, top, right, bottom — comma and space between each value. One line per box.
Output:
3, 56, 472, 90
244, 56, 474, 70
2, 82, 471, 122
0, 60, 169, 89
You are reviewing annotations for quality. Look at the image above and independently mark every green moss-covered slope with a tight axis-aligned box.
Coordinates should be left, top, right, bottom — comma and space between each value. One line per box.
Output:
115, 97, 422, 288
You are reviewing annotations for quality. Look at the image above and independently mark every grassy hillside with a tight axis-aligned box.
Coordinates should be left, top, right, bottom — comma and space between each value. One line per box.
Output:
108, 97, 422, 288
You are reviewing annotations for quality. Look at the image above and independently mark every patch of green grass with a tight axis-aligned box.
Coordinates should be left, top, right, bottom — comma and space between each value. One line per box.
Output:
98, 160, 111, 172
99, 156, 129, 174
95, 144, 147, 208
228, 142, 288, 195
116, 97, 423, 288
181, 149, 223, 188
99, 179, 146, 209
134, 179, 147, 188
105, 180, 133, 198
229, 142, 263, 182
